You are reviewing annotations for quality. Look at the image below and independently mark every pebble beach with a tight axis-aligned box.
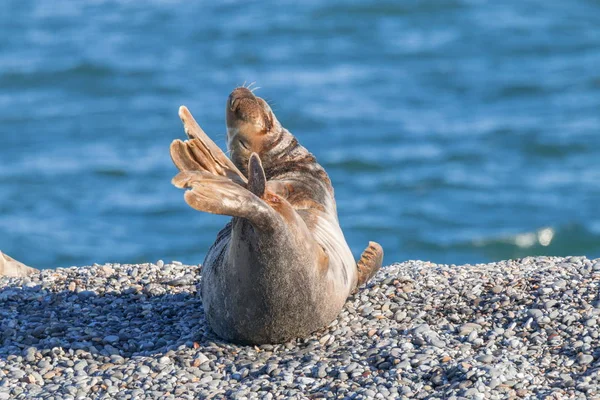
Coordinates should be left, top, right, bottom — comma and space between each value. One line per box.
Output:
0, 256, 598, 399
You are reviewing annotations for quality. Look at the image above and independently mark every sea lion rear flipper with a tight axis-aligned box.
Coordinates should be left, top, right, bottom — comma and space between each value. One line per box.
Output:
355, 241, 383, 289
172, 170, 278, 232
170, 106, 247, 185
247, 153, 266, 198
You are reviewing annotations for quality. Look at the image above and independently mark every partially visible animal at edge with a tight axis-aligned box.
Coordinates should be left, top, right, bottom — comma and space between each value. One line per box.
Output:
0, 251, 38, 277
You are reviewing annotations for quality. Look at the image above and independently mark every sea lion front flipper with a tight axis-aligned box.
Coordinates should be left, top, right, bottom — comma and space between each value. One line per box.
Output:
247, 153, 266, 198
355, 241, 383, 288
171, 106, 247, 185
172, 170, 278, 232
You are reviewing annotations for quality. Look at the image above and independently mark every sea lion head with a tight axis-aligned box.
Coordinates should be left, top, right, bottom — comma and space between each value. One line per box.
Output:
226, 87, 282, 169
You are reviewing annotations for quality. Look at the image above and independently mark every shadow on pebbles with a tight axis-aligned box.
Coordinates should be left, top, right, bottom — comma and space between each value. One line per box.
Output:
0, 256, 599, 399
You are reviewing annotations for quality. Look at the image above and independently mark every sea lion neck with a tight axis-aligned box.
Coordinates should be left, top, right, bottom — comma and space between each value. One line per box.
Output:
230, 125, 316, 178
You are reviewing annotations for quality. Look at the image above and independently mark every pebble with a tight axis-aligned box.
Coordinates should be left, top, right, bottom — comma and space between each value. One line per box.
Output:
137, 365, 151, 374
578, 354, 594, 365
73, 360, 87, 371
394, 311, 407, 321
0, 257, 598, 398
315, 365, 327, 378
476, 355, 493, 363
194, 352, 209, 365
527, 309, 543, 319
103, 335, 119, 343
158, 356, 171, 365
345, 362, 359, 373
544, 300, 557, 310
459, 323, 482, 335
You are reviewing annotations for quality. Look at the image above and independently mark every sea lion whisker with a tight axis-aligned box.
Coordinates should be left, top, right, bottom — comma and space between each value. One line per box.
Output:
250, 86, 261, 93
214, 136, 228, 149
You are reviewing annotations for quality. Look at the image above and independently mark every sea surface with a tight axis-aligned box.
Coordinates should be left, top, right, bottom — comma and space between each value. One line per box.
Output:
1, 0, 599, 269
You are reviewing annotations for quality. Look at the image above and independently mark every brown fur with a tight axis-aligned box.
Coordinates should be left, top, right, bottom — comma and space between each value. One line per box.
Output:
170, 87, 383, 344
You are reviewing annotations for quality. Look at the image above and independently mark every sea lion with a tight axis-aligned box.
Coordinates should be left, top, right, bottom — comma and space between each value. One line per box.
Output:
0, 251, 38, 277
170, 86, 383, 344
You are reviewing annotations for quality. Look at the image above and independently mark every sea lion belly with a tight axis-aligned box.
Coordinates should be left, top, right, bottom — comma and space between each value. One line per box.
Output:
201, 215, 348, 344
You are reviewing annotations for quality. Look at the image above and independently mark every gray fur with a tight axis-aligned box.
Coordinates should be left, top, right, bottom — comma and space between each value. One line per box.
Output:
172, 88, 379, 344
201, 215, 347, 344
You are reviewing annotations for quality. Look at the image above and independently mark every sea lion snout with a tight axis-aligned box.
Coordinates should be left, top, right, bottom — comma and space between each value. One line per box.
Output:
228, 87, 256, 111
227, 87, 263, 124
227, 87, 274, 127
226, 86, 277, 161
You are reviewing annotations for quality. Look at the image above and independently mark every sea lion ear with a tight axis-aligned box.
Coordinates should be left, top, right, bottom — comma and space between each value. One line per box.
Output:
247, 153, 266, 198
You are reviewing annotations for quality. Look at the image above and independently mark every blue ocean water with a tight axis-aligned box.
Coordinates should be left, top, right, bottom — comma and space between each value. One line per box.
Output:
1, 0, 599, 269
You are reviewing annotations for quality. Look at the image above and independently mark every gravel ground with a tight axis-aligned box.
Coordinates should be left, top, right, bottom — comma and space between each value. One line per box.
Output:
0, 256, 599, 399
